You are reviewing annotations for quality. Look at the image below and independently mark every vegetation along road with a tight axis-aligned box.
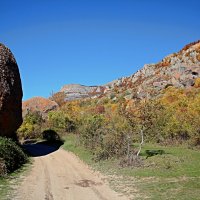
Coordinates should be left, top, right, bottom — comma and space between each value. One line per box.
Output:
13, 143, 128, 200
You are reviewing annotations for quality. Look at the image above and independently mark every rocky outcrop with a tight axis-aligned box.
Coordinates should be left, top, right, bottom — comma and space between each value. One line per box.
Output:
0, 43, 23, 138
22, 97, 58, 118
60, 84, 106, 101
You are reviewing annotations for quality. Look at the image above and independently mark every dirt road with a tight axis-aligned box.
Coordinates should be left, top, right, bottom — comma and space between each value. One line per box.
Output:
14, 143, 128, 200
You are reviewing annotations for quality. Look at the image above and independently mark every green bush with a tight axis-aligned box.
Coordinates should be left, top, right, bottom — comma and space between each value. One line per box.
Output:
78, 114, 105, 150
17, 111, 43, 140
94, 128, 129, 161
23, 111, 43, 125
78, 113, 133, 161
47, 110, 75, 132
0, 137, 28, 174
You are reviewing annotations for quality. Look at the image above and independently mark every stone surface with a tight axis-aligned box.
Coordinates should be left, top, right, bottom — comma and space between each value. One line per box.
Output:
0, 43, 23, 137
60, 84, 106, 101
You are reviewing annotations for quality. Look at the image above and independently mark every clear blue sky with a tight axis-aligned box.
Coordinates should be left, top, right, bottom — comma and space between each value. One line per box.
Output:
1, 0, 200, 100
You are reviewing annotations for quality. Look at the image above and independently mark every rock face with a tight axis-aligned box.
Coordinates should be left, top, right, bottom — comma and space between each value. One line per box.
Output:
0, 43, 23, 138
60, 84, 106, 101
22, 97, 58, 118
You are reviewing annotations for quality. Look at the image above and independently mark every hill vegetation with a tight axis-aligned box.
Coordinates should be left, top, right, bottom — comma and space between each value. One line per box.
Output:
18, 41, 200, 159
15, 40, 200, 199
18, 85, 200, 158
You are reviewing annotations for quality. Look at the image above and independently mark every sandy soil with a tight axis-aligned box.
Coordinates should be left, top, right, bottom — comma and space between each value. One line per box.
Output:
14, 143, 128, 200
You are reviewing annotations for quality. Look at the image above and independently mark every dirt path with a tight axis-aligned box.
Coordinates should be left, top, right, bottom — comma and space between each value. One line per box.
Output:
14, 143, 128, 200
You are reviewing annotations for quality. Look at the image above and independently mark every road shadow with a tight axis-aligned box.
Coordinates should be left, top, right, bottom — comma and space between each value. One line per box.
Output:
23, 140, 63, 157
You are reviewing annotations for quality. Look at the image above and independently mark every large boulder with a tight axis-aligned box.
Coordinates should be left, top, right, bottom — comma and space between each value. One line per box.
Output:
0, 43, 23, 137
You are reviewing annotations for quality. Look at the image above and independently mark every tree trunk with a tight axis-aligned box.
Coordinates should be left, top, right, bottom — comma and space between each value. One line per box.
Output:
137, 129, 144, 157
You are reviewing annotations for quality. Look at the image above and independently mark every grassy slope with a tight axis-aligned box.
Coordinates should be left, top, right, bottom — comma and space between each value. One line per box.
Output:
63, 134, 200, 200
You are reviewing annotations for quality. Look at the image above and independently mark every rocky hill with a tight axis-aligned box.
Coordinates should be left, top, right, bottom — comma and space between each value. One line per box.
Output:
56, 40, 200, 102
103, 40, 200, 100
22, 97, 58, 118
24, 40, 200, 105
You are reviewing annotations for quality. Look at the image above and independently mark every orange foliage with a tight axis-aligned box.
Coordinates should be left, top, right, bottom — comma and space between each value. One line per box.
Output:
49, 92, 66, 107
194, 78, 200, 88
196, 54, 200, 62
95, 105, 105, 114
156, 61, 170, 68
181, 40, 200, 51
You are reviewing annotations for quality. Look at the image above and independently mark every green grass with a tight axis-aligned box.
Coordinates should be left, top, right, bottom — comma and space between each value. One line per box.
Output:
0, 178, 10, 200
63, 134, 200, 200
0, 161, 31, 200
63, 134, 94, 164
120, 143, 200, 178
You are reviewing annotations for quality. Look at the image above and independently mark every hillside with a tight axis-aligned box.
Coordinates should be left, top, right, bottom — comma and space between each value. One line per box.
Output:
16, 40, 200, 200
106, 40, 200, 100
53, 40, 200, 102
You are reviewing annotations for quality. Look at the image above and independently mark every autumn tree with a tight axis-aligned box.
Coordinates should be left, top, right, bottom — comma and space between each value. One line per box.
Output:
49, 91, 66, 107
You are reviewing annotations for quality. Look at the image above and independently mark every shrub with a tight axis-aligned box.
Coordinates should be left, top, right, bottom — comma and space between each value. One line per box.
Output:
94, 128, 129, 161
190, 136, 200, 147
24, 111, 43, 125
78, 112, 134, 161
78, 114, 104, 149
47, 110, 75, 132
17, 111, 43, 140
94, 105, 105, 114
194, 78, 200, 88
196, 54, 200, 62
0, 137, 27, 174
